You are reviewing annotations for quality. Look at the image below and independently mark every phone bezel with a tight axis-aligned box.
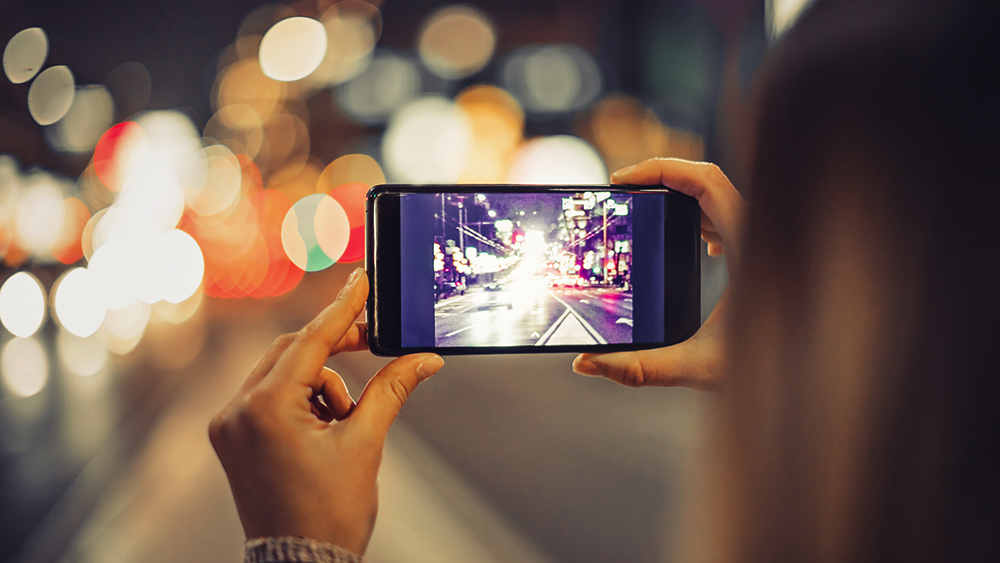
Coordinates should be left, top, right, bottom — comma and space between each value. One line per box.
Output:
366, 184, 700, 356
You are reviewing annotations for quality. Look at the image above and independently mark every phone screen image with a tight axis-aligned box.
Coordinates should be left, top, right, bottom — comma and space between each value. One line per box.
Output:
392, 189, 681, 351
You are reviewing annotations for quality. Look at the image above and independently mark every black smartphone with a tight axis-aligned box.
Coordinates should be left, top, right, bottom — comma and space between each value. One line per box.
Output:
366, 185, 700, 356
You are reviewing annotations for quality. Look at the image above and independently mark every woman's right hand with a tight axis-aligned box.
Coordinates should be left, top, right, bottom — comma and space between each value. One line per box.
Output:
572, 158, 746, 392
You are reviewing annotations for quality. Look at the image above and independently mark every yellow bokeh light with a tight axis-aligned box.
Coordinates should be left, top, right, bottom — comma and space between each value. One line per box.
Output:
57, 328, 107, 378
15, 173, 67, 258
317, 154, 386, 193
259, 16, 328, 82
215, 58, 285, 122
455, 85, 524, 183
418, 5, 496, 79
308, 1, 381, 86
0, 272, 46, 338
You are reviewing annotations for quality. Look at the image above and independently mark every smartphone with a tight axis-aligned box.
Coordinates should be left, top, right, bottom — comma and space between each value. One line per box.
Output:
366, 185, 700, 356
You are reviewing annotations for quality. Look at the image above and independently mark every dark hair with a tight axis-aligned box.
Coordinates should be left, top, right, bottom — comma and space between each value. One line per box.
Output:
699, 1, 1000, 561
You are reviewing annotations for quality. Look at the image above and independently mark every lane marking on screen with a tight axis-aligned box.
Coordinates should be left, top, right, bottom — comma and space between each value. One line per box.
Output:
546, 291, 609, 345
444, 324, 477, 337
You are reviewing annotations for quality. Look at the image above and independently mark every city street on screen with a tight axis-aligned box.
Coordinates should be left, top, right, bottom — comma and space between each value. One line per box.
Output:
433, 192, 634, 347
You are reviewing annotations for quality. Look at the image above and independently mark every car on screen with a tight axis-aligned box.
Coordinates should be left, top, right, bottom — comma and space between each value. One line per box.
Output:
481, 283, 513, 310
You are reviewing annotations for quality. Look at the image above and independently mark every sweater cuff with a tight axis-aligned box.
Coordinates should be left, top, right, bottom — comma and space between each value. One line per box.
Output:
244, 537, 365, 563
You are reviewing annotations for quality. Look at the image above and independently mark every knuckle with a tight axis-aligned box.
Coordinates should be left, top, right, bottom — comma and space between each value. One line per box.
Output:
703, 162, 726, 186
274, 332, 296, 349
207, 412, 228, 448
385, 378, 411, 408
239, 390, 277, 431
620, 357, 647, 388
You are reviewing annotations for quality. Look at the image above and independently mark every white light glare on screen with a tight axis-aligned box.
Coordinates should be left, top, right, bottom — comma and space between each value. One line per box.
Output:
259, 16, 328, 82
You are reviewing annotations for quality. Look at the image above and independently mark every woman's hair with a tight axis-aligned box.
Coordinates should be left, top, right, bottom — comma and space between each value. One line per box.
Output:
700, 1, 1000, 561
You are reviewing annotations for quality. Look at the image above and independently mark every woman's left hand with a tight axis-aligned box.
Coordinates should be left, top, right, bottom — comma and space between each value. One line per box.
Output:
209, 268, 444, 554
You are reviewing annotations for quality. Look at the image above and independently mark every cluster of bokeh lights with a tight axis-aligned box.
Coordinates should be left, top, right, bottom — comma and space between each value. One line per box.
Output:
0, 0, 712, 401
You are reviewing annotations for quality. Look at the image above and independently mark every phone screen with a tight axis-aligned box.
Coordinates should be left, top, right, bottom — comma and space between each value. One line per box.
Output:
383, 189, 690, 351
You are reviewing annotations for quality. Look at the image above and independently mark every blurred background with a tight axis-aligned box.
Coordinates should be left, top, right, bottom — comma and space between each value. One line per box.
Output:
0, 0, 812, 561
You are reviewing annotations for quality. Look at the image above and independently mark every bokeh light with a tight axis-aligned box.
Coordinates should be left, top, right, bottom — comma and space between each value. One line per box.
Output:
93, 121, 144, 192
104, 61, 151, 119
3, 27, 48, 84
1, 337, 48, 398
382, 96, 472, 183
259, 17, 328, 82
0, 272, 46, 338
455, 85, 524, 183
98, 300, 150, 356
282, 193, 349, 272
15, 173, 66, 258
503, 45, 602, 113
183, 144, 243, 216
27, 65, 76, 126
48, 85, 115, 153
317, 154, 385, 191
418, 5, 496, 80
337, 52, 420, 124
56, 328, 107, 378
151, 229, 204, 304
52, 267, 105, 338
215, 58, 285, 124
508, 135, 608, 184
308, 1, 381, 86
327, 182, 368, 263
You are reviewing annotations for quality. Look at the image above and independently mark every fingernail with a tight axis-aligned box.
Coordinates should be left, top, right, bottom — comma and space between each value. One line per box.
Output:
573, 357, 604, 376
416, 355, 445, 380
347, 267, 365, 286
611, 165, 635, 179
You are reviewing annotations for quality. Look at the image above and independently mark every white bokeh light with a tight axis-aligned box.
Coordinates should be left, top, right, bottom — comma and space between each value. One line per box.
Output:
383, 96, 472, 183
1, 337, 48, 398
53, 267, 106, 338
259, 17, 328, 82
151, 229, 205, 304
0, 272, 46, 338
49, 85, 115, 153
28, 65, 76, 126
508, 135, 608, 185
15, 174, 66, 258
3, 27, 48, 84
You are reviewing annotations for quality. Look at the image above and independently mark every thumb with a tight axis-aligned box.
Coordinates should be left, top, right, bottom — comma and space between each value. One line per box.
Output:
572, 336, 720, 392
349, 353, 445, 440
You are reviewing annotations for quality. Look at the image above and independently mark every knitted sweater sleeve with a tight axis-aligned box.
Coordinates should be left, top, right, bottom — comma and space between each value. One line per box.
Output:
244, 537, 365, 563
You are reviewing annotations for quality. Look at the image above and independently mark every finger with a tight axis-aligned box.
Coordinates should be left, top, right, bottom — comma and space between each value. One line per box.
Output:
270, 268, 369, 385
348, 354, 444, 440
611, 158, 744, 260
707, 242, 724, 256
573, 342, 717, 392
316, 367, 356, 421
573, 290, 730, 392
236, 333, 296, 397
330, 322, 368, 355
701, 231, 723, 246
